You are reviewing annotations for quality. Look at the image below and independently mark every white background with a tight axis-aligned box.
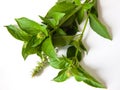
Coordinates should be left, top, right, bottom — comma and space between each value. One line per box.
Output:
0, 0, 120, 90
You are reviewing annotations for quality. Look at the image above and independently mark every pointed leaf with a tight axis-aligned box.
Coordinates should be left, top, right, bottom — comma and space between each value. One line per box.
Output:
78, 66, 106, 88
41, 37, 57, 58
71, 66, 86, 81
22, 37, 39, 60
5, 25, 31, 41
32, 32, 46, 47
15, 17, 48, 36
89, 13, 112, 40
42, 12, 65, 28
49, 12, 65, 26
49, 57, 69, 69
53, 69, 70, 82
46, 2, 76, 17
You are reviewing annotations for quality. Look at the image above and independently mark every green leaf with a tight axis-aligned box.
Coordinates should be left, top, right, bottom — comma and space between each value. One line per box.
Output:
22, 37, 39, 60
46, 2, 76, 17
32, 32, 46, 47
5, 25, 31, 41
83, 79, 106, 88
78, 66, 106, 88
42, 12, 65, 28
89, 13, 112, 40
52, 35, 74, 47
71, 66, 86, 81
49, 57, 69, 69
15, 17, 48, 36
53, 69, 70, 82
41, 37, 57, 58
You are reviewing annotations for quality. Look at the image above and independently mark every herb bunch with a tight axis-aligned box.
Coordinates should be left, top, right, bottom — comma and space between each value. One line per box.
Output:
5, 0, 112, 88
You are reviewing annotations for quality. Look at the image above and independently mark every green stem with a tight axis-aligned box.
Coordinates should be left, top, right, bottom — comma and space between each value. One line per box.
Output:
80, 16, 89, 41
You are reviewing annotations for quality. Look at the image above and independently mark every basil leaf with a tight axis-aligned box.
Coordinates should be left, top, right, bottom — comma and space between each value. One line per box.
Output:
53, 69, 70, 82
52, 35, 74, 47
41, 37, 57, 58
42, 12, 65, 28
5, 25, 31, 41
71, 66, 86, 81
22, 39, 38, 60
49, 57, 69, 69
89, 13, 112, 40
83, 79, 106, 88
46, 2, 76, 17
15, 17, 48, 36
78, 66, 106, 88
32, 32, 46, 47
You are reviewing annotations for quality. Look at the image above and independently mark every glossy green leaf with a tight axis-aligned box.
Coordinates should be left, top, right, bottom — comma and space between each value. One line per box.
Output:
42, 12, 65, 28
49, 57, 69, 69
52, 35, 74, 47
46, 1, 76, 17
83, 79, 106, 88
78, 66, 106, 88
71, 66, 86, 81
22, 40, 38, 60
5, 25, 31, 41
41, 37, 57, 58
53, 69, 70, 82
32, 32, 46, 47
15, 17, 48, 36
49, 12, 65, 26
89, 13, 112, 40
